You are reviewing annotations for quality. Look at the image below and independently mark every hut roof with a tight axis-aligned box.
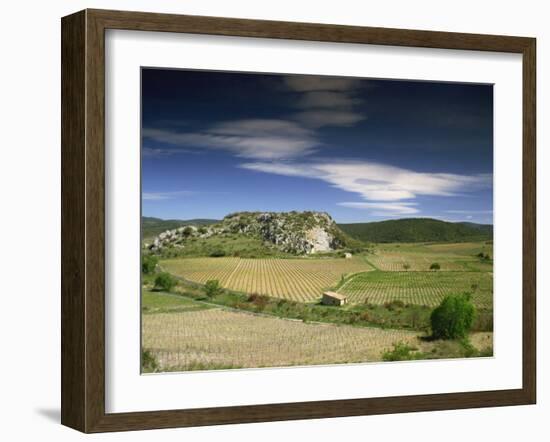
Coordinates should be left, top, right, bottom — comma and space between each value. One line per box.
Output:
323, 291, 347, 300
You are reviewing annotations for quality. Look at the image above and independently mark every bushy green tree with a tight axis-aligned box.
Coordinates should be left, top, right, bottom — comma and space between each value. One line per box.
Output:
209, 249, 226, 257
430, 294, 475, 339
204, 280, 222, 298
430, 262, 441, 270
154, 272, 177, 291
142, 254, 158, 274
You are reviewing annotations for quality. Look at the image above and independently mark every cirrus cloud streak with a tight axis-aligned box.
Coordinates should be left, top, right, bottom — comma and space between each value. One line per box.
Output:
143, 119, 318, 160
240, 160, 492, 203
142, 190, 197, 201
338, 201, 419, 216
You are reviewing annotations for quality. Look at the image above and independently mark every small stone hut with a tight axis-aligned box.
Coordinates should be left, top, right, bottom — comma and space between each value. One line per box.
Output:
322, 291, 348, 306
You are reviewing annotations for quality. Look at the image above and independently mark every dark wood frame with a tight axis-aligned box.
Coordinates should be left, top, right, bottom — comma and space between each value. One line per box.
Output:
61, 8, 536, 433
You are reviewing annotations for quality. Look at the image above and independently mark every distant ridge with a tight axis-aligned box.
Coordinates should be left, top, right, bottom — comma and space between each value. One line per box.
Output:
142, 216, 218, 239
338, 218, 493, 243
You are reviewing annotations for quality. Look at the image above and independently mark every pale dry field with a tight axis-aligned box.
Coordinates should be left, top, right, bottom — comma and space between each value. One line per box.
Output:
161, 257, 373, 302
142, 308, 421, 370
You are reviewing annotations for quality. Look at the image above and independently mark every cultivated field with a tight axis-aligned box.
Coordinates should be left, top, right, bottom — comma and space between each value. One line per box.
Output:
367, 251, 466, 271
366, 242, 493, 272
339, 271, 493, 308
161, 257, 372, 302
142, 304, 493, 371
144, 240, 494, 371
160, 241, 493, 307
142, 290, 214, 314
143, 306, 420, 370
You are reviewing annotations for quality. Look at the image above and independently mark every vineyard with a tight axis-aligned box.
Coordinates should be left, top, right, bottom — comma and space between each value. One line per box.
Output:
160, 240, 493, 307
142, 307, 421, 370
423, 241, 493, 255
339, 271, 493, 308
366, 241, 493, 272
144, 240, 494, 372
367, 251, 467, 271
161, 257, 373, 302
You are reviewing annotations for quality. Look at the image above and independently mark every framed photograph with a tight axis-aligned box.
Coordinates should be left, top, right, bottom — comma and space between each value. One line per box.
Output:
61, 9, 536, 433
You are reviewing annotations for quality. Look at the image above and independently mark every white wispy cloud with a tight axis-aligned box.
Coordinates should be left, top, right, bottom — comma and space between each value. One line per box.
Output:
143, 76, 370, 160
284, 76, 367, 128
296, 91, 362, 109
294, 110, 366, 128
143, 119, 318, 160
284, 76, 362, 92
142, 190, 196, 201
338, 202, 419, 216
240, 160, 492, 202
444, 209, 493, 214
142, 146, 199, 157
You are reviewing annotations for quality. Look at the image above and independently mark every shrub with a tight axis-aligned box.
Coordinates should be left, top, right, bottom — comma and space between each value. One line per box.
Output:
142, 254, 158, 274
204, 279, 222, 298
142, 349, 159, 373
459, 338, 478, 358
409, 309, 424, 329
154, 272, 177, 291
472, 309, 493, 332
360, 311, 372, 321
478, 252, 491, 261
382, 342, 424, 361
430, 262, 441, 270
247, 293, 270, 310
362, 298, 376, 309
478, 345, 494, 357
182, 226, 194, 237
209, 249, 226, 257
403, 263, 410, 271
430, 294, 476, 339
384, 299, 405, 310
427, 338, 479, 359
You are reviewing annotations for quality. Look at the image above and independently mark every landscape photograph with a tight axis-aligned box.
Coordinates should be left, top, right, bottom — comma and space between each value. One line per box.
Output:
140, 68, 494, 373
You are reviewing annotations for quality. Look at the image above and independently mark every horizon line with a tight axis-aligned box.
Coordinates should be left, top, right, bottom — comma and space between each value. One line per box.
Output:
141, 213, 494, 226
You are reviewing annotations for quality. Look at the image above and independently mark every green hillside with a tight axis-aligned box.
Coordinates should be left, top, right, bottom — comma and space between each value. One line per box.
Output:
142, 217, 218, 240
144, 211, 366, 257
338, 218, 493, 243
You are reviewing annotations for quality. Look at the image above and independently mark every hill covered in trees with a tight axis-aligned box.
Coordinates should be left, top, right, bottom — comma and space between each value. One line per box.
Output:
142, 216, 218, 240
338, 218, 493, 243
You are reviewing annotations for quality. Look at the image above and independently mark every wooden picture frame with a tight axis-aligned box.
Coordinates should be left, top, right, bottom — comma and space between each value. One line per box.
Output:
61, 8, 536, 433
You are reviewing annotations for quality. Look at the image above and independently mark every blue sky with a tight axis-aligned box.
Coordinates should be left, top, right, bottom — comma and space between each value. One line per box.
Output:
141, 69, 493, 224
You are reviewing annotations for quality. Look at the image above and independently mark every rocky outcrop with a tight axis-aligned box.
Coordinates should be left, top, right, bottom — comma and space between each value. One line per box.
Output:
149, 211, 349, 255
